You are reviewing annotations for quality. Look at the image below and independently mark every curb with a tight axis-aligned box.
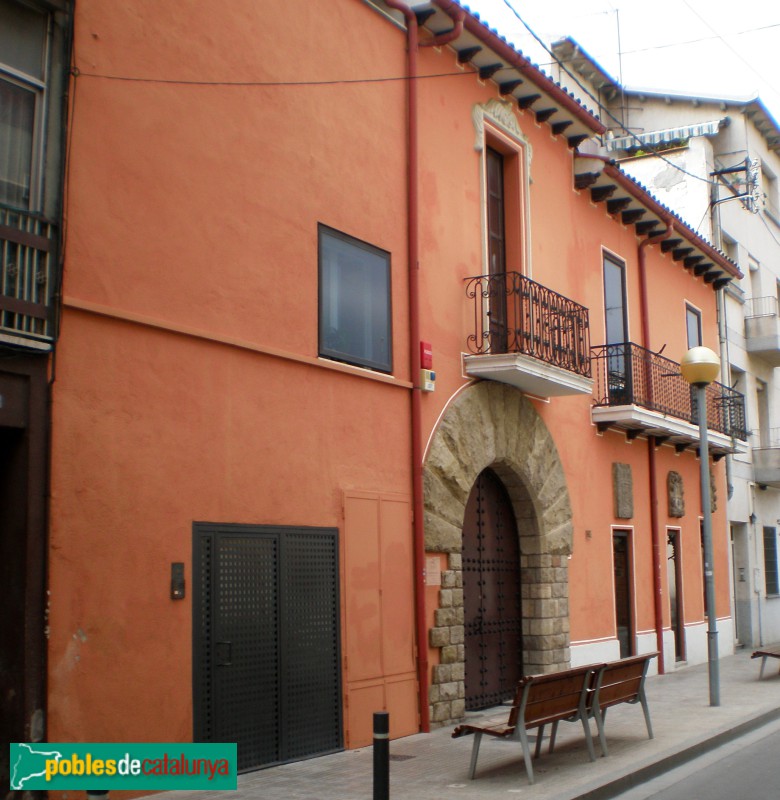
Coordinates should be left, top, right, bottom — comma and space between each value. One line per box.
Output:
571, 707, 780, 800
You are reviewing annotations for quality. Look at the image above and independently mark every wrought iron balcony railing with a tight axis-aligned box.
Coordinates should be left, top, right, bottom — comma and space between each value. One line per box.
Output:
0, 203, 58, 343
465, 271, 591, 377
591, 342, 748, 441
751, 427, 780, 450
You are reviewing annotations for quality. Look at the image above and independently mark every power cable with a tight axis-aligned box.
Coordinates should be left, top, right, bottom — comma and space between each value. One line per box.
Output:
681, 0, 780, 100
72, 68, 475, 88
500, 0, 721, 187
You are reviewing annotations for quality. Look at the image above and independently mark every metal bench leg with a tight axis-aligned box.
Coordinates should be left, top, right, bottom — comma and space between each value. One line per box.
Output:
580, 713, 597, 762
639, 690, 654, 739
593, 709, 608, 757
760, 656, 768, 680
468, 732, 483, 779
518, 726, 535, 785
548, 721, 558, 754
534, 724, 546, 758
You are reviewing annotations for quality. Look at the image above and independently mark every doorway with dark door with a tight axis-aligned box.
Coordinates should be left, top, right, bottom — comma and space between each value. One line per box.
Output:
462, 468, 522, 710
193, 524, 342, 772
0, 363, 48, 794
613, 530, 635, 659
667, 529, 686, 662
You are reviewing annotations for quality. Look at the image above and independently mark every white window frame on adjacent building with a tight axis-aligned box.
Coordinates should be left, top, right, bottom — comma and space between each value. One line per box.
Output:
0, 0, 50, 210
761, 161, 780, 223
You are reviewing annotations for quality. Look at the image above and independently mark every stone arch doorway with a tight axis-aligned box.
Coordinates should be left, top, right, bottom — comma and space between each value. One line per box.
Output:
423, 382, 574, 727
463, 467, 522, 710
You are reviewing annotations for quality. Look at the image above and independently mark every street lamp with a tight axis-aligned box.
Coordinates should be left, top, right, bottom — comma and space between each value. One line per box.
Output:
680, 345, 721, 707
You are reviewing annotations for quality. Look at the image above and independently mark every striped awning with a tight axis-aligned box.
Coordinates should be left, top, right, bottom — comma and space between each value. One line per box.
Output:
606, 118, 726, 151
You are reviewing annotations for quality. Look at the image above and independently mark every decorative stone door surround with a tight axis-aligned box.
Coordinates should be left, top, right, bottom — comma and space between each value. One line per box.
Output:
423, 382, 574, 727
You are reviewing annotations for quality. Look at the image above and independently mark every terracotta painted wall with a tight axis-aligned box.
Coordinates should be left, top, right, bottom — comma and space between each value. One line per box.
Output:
408, 36, 730, 663
50, 0, 734, 759
50, 0, 417, 751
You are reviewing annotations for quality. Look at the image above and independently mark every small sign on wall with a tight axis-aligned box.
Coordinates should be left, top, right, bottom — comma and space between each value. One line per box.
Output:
425, 556, 441, 586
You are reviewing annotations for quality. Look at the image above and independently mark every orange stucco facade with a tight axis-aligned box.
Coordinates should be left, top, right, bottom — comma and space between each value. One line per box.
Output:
47, 0, 738, 773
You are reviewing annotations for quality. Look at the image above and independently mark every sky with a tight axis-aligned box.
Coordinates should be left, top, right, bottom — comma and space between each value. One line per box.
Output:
449, 0, 780, 124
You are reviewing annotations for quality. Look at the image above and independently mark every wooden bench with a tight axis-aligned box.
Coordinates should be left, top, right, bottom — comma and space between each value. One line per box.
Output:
451, 664, 599, 784
589, 652, 657, 757
751, 645, 780, 679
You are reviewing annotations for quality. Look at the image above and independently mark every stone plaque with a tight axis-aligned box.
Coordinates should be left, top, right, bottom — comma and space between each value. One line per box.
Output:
426, 555, 442, 586
613, 462, 633, 519
668, 471, 684, 517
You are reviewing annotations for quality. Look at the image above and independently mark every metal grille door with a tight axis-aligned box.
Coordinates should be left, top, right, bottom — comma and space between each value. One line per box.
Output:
194, 525, 341, 771
462, 469, 522, 710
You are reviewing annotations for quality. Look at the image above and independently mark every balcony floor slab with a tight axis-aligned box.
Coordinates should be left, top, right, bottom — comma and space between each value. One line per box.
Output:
464, 352, 593, 397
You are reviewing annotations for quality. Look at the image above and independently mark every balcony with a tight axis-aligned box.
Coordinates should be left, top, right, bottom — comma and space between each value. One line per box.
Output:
753, 429, 780, 488
0, 204, 58, 350
591, 342, 748, 456
744, 296, 780, 366
463, 271, 593, 397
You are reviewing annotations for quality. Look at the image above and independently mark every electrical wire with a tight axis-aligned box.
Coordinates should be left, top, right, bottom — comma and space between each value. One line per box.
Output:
72, 68, 475, 88
757, 207, 780, 249
500, 0, 721, 187
72, 3, 769, 201
550, 21, 780, 59
681, 1, 780, 100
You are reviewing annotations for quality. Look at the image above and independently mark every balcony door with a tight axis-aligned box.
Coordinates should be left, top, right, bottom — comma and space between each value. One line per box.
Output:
603, 254, 629, 403
486, 148, 508, 353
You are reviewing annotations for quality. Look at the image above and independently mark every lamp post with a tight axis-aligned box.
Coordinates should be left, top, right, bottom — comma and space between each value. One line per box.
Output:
680, 346, 721, 707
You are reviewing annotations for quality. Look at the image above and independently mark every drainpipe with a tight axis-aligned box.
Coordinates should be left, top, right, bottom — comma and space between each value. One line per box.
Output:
419, 2, 465, 47
639, 223, 674, 676
383, 0, 429, 734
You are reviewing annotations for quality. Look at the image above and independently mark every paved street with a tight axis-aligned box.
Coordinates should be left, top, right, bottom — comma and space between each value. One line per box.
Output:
147, 649, 780, 800
613, 717, 780, 799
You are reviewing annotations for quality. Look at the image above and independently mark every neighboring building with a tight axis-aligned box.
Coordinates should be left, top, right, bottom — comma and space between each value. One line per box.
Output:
3, 0, 749, 782
0, 0, 72, 790
553, 37, 780, 649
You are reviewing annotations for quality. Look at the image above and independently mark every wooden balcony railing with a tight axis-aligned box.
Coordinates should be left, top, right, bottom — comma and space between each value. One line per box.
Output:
0, 203, 57, 343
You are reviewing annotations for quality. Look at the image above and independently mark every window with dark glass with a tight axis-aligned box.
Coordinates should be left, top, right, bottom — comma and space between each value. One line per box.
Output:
603, 254, 629, 402
0, 1, 48, 209
686, 304, 702, 349
603, 254, 628, 346
764, 526, 779, 596
318, 225, 392, 373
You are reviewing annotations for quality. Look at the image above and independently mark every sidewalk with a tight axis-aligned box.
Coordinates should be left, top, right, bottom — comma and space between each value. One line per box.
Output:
160, 649, 780, 800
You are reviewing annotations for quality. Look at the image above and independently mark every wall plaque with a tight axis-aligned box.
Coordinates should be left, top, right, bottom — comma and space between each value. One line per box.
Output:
613, 462, 633, 519
668, 471, 685, 518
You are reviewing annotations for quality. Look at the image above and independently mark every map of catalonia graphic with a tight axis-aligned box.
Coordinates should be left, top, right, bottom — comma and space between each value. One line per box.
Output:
10, 743, 64, 789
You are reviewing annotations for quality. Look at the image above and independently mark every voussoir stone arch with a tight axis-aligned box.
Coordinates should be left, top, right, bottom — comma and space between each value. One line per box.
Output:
423, 381, 574, 727
424, 381, 573, 556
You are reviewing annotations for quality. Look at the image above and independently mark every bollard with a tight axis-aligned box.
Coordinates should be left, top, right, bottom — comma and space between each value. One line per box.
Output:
373, 711, 389, 800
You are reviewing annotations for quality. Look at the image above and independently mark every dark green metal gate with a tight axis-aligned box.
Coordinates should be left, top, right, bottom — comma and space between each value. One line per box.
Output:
193, 524, 342, 771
